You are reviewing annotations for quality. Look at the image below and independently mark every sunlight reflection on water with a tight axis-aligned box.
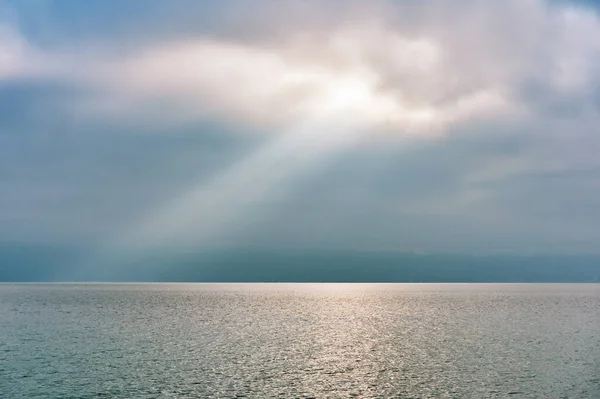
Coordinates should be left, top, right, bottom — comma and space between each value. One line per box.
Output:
1, 283, 599, 398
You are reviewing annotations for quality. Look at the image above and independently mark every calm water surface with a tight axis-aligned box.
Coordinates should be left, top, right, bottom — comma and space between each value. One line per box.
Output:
1, 283, 599, 398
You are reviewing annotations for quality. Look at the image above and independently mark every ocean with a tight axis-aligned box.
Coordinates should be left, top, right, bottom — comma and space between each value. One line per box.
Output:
1, 283, 599, 398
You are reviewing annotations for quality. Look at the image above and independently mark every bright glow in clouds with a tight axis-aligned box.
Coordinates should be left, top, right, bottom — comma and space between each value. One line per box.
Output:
93, 30, 464, 253
4, 0, 600, 137
94, 28, 515, 135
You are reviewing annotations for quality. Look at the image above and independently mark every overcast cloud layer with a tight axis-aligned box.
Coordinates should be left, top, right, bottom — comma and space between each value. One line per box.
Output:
2, 0, 600, 253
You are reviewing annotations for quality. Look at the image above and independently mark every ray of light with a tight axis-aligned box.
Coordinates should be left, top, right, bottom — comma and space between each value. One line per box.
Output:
69, 62, 430, 280
123, 118, 364, 248
72, 114, 372, 280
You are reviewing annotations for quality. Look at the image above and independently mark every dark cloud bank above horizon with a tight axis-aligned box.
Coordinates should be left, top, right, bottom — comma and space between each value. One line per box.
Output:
1, 245, 599, 282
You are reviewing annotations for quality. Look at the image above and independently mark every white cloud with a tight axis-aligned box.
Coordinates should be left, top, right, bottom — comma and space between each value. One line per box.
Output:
4, 0, 600, 138
85, 27, 515, 135
0, 23, 70, 82
75, 0, 599, 136
0, 25, 32, 79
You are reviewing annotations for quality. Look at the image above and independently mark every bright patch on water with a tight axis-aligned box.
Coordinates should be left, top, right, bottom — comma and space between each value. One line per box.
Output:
1, 283, 599, 398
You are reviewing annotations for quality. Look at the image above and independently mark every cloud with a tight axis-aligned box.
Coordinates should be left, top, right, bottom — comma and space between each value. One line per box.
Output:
3, 0, 600, 254
0, 25, 34, 79
4, 0, 599, 137
0, 23, 68, 82
48, 0, 597, 137
80, 29, 504, 134
88, 31, 511, 136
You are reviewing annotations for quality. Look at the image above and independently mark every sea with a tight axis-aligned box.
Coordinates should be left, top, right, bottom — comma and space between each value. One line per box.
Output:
1, 283, 599, 398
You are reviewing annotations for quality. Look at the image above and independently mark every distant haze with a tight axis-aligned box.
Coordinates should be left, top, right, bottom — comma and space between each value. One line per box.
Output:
1, 245, 599, 282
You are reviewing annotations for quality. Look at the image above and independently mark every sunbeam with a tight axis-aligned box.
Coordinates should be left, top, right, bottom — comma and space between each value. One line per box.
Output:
74, 113, 375, 279
123, 118, 365, 248
74, 58, 432, 278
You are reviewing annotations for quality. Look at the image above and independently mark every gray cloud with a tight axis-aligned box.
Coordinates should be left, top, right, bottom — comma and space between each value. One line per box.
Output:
2, 0, 600, 253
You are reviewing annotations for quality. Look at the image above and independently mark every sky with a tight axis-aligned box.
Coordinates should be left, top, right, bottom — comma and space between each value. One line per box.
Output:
2, 0, 600, 267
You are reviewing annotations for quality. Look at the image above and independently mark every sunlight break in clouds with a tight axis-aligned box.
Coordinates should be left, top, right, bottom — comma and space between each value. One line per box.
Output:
76, 0, 600, 139
4, 0, 600, 137
104, 31, 461, 252
87, 0, 600, 256
70, 0, 600, 262
96, 28, 512, 136
4, 0, 600, 261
